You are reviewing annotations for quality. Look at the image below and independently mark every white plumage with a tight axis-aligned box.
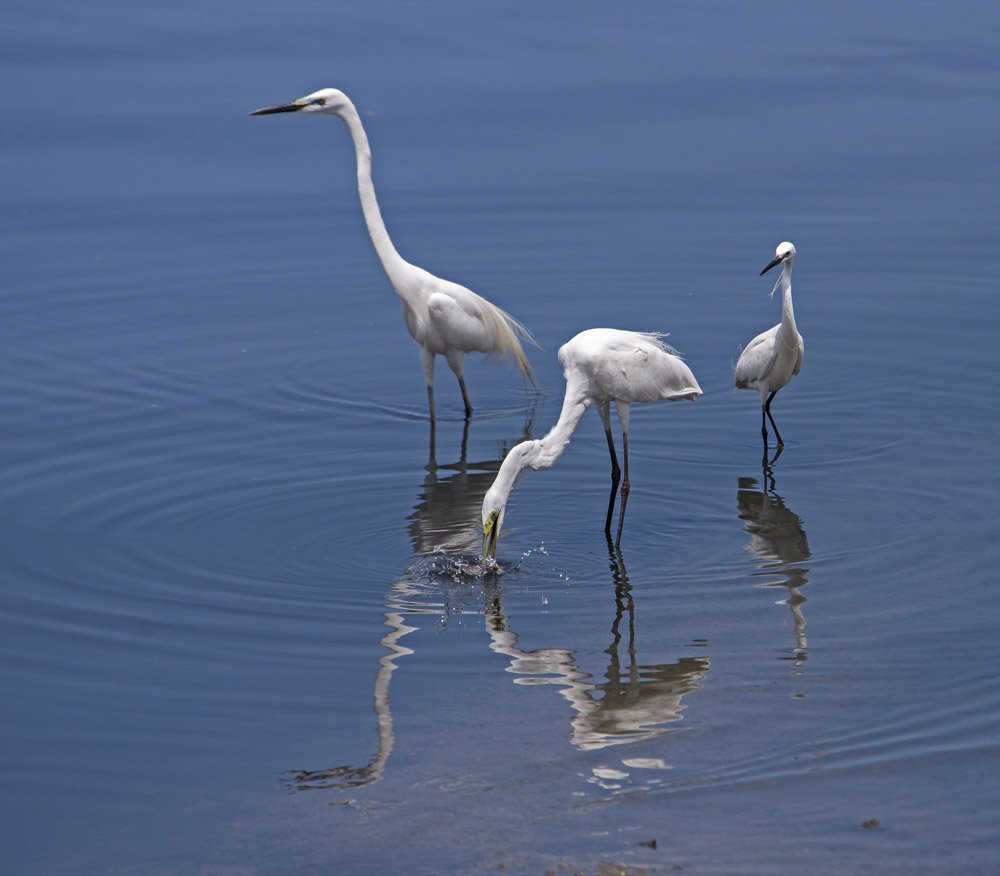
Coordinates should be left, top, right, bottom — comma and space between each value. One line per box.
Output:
251, 87, 537, 419
481, 328, 702, 559
735, 242, 804, 448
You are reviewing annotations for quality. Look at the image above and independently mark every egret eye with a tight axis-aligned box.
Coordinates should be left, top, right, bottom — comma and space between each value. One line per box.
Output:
315, 97, 327, 106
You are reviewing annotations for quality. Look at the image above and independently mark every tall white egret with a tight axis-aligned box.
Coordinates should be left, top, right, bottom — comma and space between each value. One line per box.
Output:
734, 241, 804, 448
481, 328, 702, 559
251, 88, 537, 419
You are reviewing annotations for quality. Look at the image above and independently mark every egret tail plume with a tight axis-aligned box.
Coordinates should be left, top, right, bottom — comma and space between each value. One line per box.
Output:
492, 305, 540, 388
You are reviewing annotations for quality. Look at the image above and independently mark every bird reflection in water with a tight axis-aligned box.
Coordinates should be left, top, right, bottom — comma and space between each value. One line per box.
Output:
285, 417, 533, 791
285, 576, 419, 791
484, 540, 709, 751
411, 414, 535, 558
736, 461, 811, 663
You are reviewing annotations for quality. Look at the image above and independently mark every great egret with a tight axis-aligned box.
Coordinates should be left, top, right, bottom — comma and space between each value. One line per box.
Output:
481, 328, 702, 559
251, 88, 537, 419
734, 241, 804, 448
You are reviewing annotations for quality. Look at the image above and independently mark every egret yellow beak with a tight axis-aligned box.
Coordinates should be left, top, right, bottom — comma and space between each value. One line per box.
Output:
249, 99, 307, 116
482, 511, 500, 562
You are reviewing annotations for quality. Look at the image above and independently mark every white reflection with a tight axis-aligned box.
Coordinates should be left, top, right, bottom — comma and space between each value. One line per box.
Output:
736, 464, 811, 662
408, 416, 534, 557
286, 418, 532, 791
484, 544, 709, 751
287, 417, 706, 791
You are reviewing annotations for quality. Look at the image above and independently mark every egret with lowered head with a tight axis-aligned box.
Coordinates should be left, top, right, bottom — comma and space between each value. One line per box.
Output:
481, 328, 702, 560
734, 242, 804, 449
251, 88, 537, 420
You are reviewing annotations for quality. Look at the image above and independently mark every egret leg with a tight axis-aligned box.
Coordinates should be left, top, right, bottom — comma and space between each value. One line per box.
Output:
764, 391, 783, 447
426, 385, 436, 423
457, 375, 473, 417
601, 421, 622, 537
459, 415, 471, 462
420, 348, 437, 422
444, 349, 473, 417
615, 432, 631, 548
426, 415, 437, 470
762, 453, 779, 491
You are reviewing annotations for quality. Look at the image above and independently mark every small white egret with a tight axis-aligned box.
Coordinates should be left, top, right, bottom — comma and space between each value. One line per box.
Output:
481, 328, 702, 559
734, 242, 804, 448
251, 88, 537, 419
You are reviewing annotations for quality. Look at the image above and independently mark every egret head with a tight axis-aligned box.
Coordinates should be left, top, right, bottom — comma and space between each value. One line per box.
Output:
250, 88, 353, 118
760, 241, 796, 276
481, 495, 505, 563
480, 440, 537, 563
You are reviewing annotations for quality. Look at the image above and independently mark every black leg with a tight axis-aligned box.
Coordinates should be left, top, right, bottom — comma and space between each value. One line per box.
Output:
458, 375, 473, 417
427, 385, 436, 423
603, 425, 621, 536
459, 415, 470, 462
426, 416, 437, 470
764, 391, 783, 447
615, 432, 631, 548
762, 450, 778, 491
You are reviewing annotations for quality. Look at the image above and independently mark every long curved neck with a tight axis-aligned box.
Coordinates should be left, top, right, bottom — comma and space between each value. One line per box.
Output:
487, 374, 592, 509
778, 258, 797, 336
337, 102, 409, 283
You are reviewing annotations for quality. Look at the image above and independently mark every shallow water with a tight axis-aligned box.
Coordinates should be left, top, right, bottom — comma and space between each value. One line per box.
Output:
2, 2, 999, 874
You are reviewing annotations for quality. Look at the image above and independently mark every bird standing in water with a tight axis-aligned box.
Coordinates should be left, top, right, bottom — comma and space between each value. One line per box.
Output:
481, 328, 701, 560
251, 88, 537, 420
735, 241, 804, 449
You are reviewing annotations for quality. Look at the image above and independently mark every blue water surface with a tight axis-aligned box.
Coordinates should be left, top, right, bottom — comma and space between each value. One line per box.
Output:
2, 1, 999, 874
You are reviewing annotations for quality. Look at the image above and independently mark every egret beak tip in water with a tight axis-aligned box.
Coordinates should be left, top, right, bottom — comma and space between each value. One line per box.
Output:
482, 510, 500, 563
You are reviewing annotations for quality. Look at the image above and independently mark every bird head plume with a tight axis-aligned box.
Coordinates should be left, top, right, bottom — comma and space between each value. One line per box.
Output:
760, 241, 796, 298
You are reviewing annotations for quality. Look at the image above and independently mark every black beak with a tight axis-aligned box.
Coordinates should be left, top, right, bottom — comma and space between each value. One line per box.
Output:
759, 256, 783, 276
249, 101, 303, 116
